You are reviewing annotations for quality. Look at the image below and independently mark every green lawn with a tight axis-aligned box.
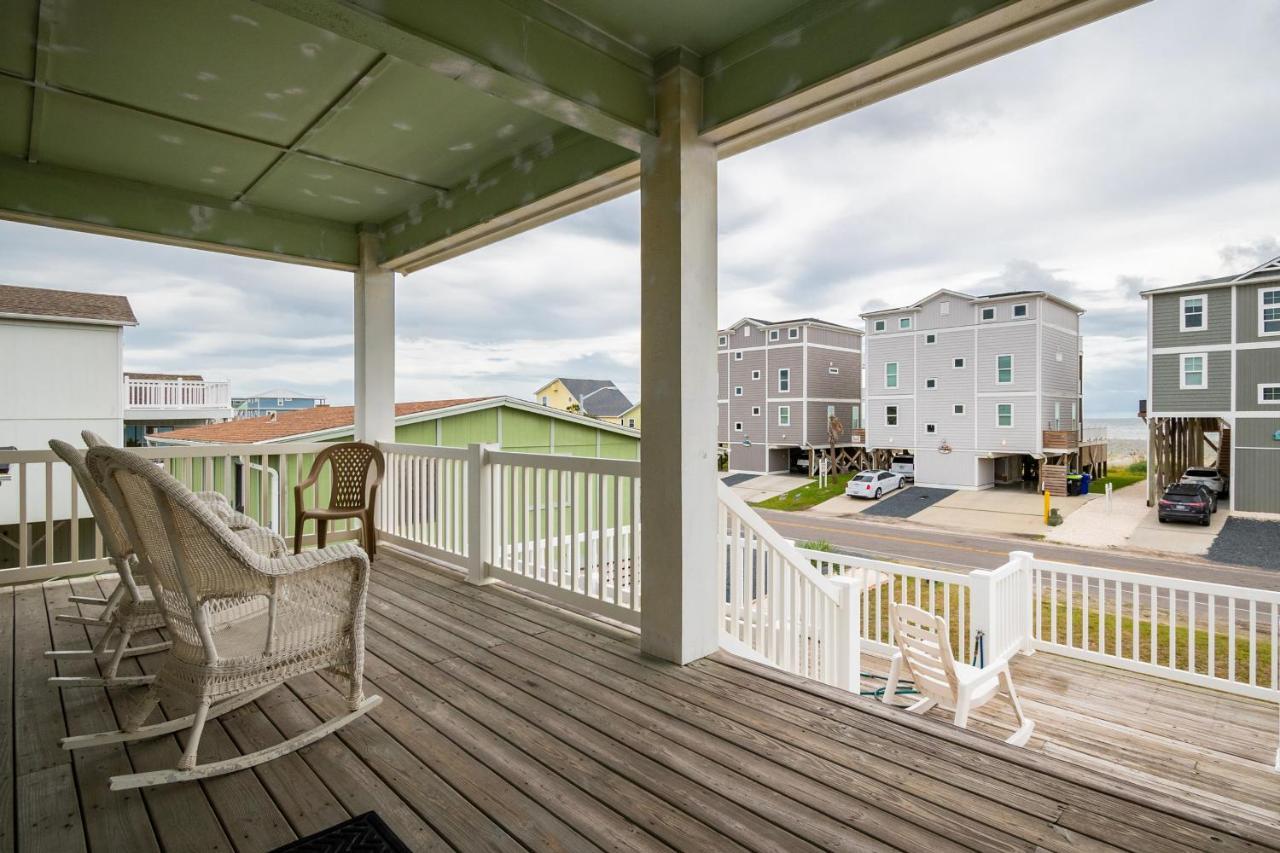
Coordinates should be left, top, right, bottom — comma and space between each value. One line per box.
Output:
752, 473, 854, 511
1089, 460, 1146, 493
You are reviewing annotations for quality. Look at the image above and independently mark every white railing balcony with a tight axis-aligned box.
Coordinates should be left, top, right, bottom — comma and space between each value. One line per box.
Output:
123, 377, 232, 412
1080, 425, 1108, 444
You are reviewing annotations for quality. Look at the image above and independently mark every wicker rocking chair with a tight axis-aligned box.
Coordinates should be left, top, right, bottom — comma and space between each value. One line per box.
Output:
62, 446, 380, 790
293, 441, 385, 557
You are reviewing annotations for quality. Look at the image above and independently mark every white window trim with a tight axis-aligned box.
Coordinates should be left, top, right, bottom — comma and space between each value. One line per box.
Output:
778, 368, 791, 392
751, 369, 761, 380
898, 317, 912, 330
734, 386, 743, 396
996, 403, 1014, 428
997, 353, 1014, 385
743, 326, 751, 337
751, 406, 761, 416
924, 423, 937, 434
769, 329, 779, 341
980, 307, 996, 322
1012, 303, 1028, 318
925, 378, 937, 389
718, 335, 727, 346
778, 406, 791, 427
1179, 352, 1208, 390
953, 357, 965, 369
828, 366, 839, 375
885, 362, 898, 389
1179, 293, 1207, 333
788, 327, 800, 339
733, 351, 743, 361
954, 404, 965, 415
734, 422, 743, 432
924, 334, 936, 345
1259, 287, 1280, 337
939, 301, 951, 316
873, 319, 886, 332
885, 405, 898, 427
1258, 384, 1280, 405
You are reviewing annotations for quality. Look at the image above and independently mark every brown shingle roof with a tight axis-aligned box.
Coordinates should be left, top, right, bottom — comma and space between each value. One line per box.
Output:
160, 398, 493, 443
125, 372, 204, 381
0, 284, 137, 326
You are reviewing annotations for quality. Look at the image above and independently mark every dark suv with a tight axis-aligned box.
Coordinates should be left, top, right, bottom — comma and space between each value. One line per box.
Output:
1158, 483, 1215, 526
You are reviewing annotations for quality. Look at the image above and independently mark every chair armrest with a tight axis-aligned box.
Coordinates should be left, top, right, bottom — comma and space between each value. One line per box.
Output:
195, 491, 231, 509
254, 542, 369, 578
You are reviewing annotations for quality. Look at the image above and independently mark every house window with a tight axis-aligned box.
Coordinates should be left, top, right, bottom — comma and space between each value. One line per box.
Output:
1070, 402, 1077, 421
828, 366, 839, 375
851, 405, 861, 428
1180, 353, 1207, 389
778, 368, 790, 392
627, 418, 636, 428
1261, 288, 1280, 335
1054, 401, 1061, 424
899, 317, 911, 330
981, 307, 996, 321
874, 319, 886, 332
541, 396, 548, 406
885, 362, 898, 389
886, 405, 898, 426
953, 357, 965, 369
751, 370, 760, 380
769, 329, 779, 341
718, 335, 727, 346
925, 334, 936, 345
997, 403, 1013, 428
997, 354, 1013, 384
734, 351, 743, 361
940, 301, 951, 316
778, 406, 791, 426
743, 326, 751, 337
734, 422, 743, 432
789, 327, 800, 339
734, 386, 743, 397
1260, 384, 1280, 404
1012, 304, 1028, 318
826, 404, 836, 418
925, 378, 937, 389
954, 404, 965, 415
925, 423, 937, 434
752, 406, 761, 416
1180, 294, 1206, 331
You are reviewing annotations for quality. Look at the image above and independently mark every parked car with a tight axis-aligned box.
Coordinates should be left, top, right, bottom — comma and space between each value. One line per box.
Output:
890, 454, 915, 483
1180, 467, 1227, 497
1158, 483, 1215, 526
846, 469, 904, 500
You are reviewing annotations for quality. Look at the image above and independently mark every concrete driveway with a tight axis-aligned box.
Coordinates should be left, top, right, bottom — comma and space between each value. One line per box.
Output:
1127, 501, 1229, 556
722, 472, 807, 503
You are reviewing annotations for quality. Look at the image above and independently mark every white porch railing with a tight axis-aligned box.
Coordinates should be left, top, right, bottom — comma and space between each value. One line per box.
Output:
1080, 425, 1109, 444
0, 442, 348, 586
124, 377, 231, 409
718, 483, 859, 688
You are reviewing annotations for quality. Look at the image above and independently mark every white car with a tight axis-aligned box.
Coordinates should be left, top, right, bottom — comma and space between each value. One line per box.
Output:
890, 454, 915, 483
845, 469, 904, 500
1180, 467, 1226, 498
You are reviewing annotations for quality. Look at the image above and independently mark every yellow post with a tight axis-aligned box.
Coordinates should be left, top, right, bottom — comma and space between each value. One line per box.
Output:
1043, 489, 1051, 525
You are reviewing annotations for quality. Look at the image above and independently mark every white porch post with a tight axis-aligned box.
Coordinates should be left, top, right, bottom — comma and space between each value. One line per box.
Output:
639, 57, 719, 665
354, 229, 396, 443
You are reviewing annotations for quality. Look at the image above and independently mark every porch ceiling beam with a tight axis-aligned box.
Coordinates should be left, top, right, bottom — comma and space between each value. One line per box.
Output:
24, 0, 51, 164
248, 0, 654, 153
379, 131, 636, 271
702, 0, 1149, 155
0, 157, 358, 270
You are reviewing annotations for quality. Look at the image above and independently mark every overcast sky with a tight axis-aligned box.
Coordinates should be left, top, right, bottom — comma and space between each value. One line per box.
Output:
3, 0, 1278, 418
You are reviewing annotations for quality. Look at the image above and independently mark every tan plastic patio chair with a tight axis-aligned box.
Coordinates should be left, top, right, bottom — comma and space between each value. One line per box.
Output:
61, 446, 379, 790
293, 442, 384, 557
882, 602, 1035, 746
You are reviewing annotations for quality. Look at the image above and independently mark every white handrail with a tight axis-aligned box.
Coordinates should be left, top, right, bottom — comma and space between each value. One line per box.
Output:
123, 377, 232, 409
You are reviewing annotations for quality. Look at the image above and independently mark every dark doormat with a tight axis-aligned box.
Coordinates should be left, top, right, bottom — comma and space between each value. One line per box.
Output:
1206, 517, 1280, 571
859, 486, 955, 518
272, 812, 411, 853
721, 473, 759, 487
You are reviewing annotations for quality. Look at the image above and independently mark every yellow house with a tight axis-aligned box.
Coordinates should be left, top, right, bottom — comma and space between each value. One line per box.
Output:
534, 378, 635, 426
618, 402, 641, 430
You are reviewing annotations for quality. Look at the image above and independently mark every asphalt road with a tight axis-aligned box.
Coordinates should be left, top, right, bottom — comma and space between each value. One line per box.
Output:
757, 507, 1280, 591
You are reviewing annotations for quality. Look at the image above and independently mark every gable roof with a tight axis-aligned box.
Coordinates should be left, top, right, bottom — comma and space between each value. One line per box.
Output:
160, 398, 491, 443
1140, 255, 1280, 298
718, 317, 862, 335
538, 378, 635, 417
862, 287, 1083, 317
0, 284, 137, 326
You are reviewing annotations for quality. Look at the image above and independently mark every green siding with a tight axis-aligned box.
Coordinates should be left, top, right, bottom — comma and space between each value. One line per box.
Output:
501, 408, 552, 452
440, 409, 500, 447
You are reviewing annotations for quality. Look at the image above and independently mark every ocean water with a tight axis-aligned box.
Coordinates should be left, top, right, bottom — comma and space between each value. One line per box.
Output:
1087, 417, 1148, 441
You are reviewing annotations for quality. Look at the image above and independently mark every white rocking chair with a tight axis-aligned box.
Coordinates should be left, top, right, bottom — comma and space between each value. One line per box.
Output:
882, 602, 1035, 747
63, 446, 380, 790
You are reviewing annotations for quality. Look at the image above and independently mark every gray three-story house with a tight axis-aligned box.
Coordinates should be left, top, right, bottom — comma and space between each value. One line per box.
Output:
1142, 255, 1280, 513
862, 289, 1087, 490
717, 318, 862, 473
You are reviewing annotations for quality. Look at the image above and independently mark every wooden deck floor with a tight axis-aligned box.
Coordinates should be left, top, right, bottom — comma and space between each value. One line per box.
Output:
4, 549, 1278, 853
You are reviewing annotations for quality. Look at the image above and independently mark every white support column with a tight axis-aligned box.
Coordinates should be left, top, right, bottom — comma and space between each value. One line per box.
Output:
639, 57, 720, 665
354, 230, 395, 444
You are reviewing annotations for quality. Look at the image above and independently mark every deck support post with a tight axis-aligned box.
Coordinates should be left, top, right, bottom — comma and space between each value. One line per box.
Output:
354, 229, 395, 444
639, 57, 720, 665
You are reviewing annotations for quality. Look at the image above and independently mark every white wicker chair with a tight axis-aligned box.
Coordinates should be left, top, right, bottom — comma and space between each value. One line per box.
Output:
62, 446, 379, 790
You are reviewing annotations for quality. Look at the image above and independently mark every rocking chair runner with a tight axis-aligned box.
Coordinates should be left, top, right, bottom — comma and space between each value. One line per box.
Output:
293, 442, 385, 557
66, 446, 380, 790
882, 602, 1035, 747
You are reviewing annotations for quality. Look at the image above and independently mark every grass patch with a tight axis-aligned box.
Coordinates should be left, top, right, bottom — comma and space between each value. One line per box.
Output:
1089, 460, 1147, 493
752, 473, 854, 511
795, 539, 834, 552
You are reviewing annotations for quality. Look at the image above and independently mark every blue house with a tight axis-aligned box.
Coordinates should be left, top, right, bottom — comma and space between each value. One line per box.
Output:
230, 390, 327, 420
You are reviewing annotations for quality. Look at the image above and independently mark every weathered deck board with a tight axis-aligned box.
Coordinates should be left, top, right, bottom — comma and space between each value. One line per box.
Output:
2, 550, 1276, 853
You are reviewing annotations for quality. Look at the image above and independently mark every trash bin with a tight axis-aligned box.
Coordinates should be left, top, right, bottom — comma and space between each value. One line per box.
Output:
1066, 474, 1081, 497
1080, 472, 1091, 494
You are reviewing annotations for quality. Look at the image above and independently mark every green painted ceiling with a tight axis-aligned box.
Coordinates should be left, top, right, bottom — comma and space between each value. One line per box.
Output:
0, 0, 1111, 269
